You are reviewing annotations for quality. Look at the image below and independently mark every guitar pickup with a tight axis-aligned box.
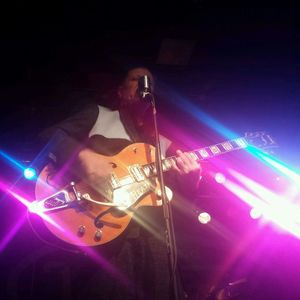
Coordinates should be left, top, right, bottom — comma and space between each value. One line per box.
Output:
129, 165, 146, 182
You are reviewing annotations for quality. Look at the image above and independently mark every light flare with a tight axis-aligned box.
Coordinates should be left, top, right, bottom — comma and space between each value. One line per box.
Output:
0, 150, 24, 170
0, 214, 27, 253
224, 169, 300, 238
249, 148, 300, 183
250, 207, 262, 219
215, 172, 226, 184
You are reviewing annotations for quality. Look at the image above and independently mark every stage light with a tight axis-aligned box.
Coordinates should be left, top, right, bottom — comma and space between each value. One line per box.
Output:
215, 172, 226, 184
23, 167, 37, 180
198, 212, 211, 224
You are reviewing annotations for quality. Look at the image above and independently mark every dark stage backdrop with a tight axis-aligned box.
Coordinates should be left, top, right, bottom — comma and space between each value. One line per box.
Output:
1, 1, 300, 299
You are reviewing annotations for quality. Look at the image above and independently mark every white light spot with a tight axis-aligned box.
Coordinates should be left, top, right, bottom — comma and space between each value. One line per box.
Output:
198, 212, 211, 224
215, 172, 226, 184
250, 207, 262, 219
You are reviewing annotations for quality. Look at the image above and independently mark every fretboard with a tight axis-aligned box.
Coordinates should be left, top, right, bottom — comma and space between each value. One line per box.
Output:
142, 137, 248, 178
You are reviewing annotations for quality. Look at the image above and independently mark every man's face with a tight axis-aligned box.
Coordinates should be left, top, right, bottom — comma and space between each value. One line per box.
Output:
118, 67, 154, 107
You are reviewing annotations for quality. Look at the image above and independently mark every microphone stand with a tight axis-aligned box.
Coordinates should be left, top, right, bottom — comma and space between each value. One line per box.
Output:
146, 92, 182, 300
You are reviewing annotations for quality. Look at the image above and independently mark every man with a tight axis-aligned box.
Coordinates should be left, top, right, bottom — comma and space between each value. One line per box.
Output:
37, 67, 202, 299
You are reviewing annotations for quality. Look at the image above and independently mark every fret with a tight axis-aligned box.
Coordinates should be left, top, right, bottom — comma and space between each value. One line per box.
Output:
169, 157, 177, 165
162, 161, 168, 171
221, 141, 233, 151
143, 164, 155, 177
163, 158, 173, 170
190, 151, 199, 161
209, 145, 221, 155
143, 165, 149, 177
142, 139, 244, 178
140, 134, 265, 179
234, 138, 248, 148
162, 157, 176, 172
198, 148, 209, 158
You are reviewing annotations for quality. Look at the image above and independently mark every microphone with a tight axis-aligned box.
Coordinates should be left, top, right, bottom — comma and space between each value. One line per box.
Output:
138, 75, 153, 100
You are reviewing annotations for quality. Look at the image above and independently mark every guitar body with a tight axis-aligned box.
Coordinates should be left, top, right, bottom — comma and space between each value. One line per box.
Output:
34, 143, 170, 247
32, 132, 275, 247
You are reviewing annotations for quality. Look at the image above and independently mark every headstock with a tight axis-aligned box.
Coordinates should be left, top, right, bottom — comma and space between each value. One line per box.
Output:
244, 131, 278, 152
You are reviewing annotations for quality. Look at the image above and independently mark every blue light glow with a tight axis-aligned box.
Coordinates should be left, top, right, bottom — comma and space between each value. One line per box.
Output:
23, 168, 37, 180
167, 90, 238, 140
0, 150, 24, 170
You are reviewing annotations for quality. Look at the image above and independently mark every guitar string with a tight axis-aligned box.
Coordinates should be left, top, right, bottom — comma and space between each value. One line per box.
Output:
141, 140, 247, 177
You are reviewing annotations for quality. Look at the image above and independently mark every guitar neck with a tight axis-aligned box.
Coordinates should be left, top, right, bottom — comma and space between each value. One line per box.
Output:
142, 137, 248, 177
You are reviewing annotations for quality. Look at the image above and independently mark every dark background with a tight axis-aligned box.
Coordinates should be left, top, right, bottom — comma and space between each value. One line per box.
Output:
1, 1, 300, 299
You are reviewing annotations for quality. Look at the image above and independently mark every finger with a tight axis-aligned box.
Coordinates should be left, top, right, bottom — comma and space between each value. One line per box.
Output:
176, 150, 197, 169
178, 153, 202, 176
171, 158, 183, 174
175, 157, 191, 174
176, 150, 189, 165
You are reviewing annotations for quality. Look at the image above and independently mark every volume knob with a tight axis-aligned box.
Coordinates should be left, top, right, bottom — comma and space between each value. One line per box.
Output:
78, 225, 86, 237
94, 230, 102, 241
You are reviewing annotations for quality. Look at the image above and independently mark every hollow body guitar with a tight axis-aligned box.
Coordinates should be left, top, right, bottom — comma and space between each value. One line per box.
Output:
32, 132, 275, 247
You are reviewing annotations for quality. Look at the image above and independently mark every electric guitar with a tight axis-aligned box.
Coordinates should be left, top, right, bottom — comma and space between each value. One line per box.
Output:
30, 132, 276, 247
